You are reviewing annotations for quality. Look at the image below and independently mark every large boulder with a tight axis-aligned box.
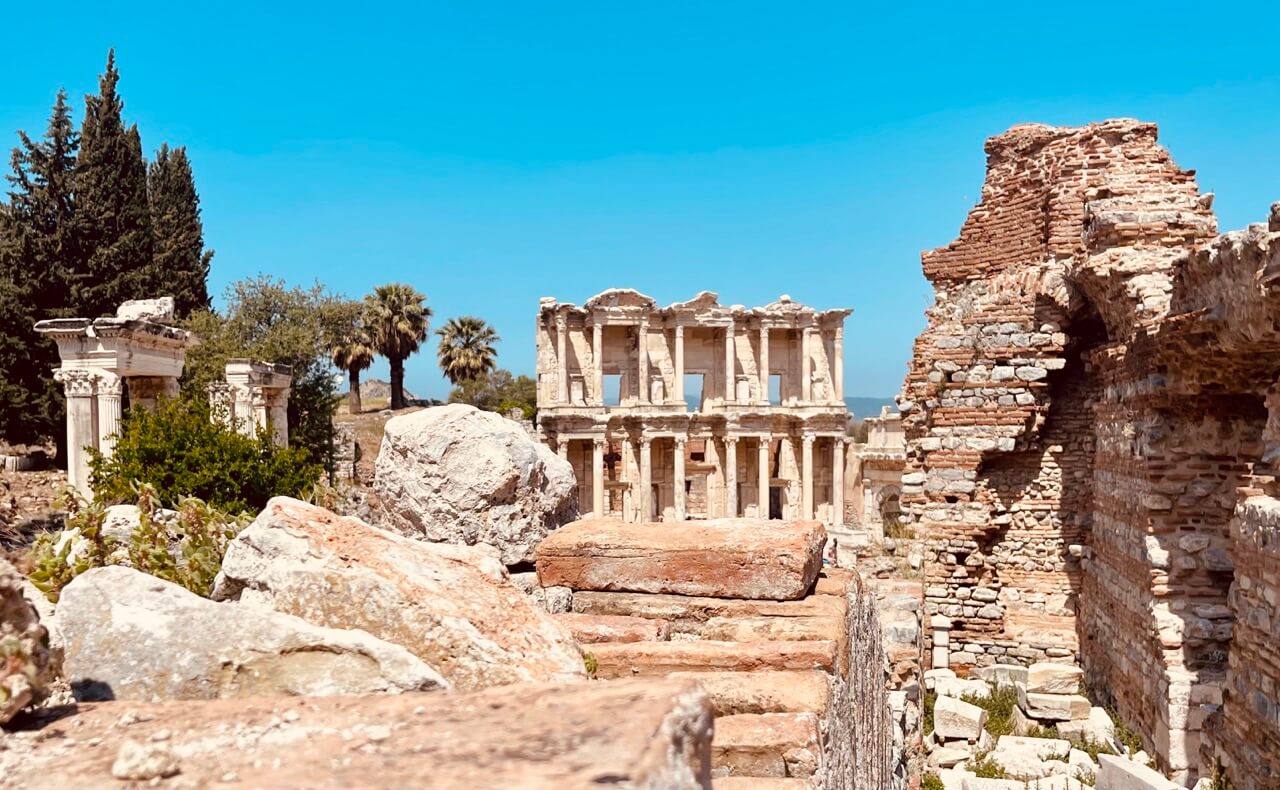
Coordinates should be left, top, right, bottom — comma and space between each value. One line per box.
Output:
213, 497, 586, 690
1, 558, 55, 724
58, 566, 447, 701
373, 404, 577, 565
536, 517, 827, 600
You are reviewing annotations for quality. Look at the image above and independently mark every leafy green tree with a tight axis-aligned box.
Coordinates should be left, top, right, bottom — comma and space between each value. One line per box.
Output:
148, 144, 212, 317
327, 300, 376, 414
448, 369, 537, 419
0, 90, 80, 445
365, 283, 430, 410
183, 276, 345, 468
436, 316, 499, 385
88, 396, 322, 513
76, 50, 153, 318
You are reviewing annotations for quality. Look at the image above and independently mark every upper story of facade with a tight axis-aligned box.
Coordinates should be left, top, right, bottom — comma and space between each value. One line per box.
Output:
535, 289, 851, 419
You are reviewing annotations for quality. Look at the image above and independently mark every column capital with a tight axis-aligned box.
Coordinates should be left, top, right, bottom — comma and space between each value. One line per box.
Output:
94, 371, 123, 396
802, 431, 816, 445
555, 312, 567, 328
593, 436, 607, 448
674, 323, 684, 337
674, 435, 687, 448
723, 435, 738, 447
54, 368, 96, 397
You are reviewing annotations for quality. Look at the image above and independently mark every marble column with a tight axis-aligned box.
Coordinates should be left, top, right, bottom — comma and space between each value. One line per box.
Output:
555, 313, 568, 403
639, 438, 652, 521
758, 325, 770, 405
621, 436, 635, 521
592, 438, 606, 517
832, 438, 845, 528
802, 432, 815, 520
591, 319, 604, 405
833, 326, 844, 402
638, 317, 649, 404
801, 325, 813, 403
268, 388, 290, 448
673, 436, 687, 521
673, 324, 685, 406
557, 438, 569, 462
95, 372, 123, 459
55, 369, 97, 495
758, 436, 771, 519
724, 436, 738, 518
724, 325, 735, 402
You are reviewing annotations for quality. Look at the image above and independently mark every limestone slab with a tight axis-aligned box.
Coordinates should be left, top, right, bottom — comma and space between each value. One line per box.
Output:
537, 517, 826, 600
712, 712, 820, 779
553, 612, 671, 644
1018, 686, 1090, 721
590, 640, 837, 678
1025, 662, 1083, 694
933, 695, 988, 741
668, 670, 831, 716
1096, 754, 1180, 789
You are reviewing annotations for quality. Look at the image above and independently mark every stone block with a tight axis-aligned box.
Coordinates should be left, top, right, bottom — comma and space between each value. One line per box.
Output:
1025, 662, 1083, 694
975, 664, 1027, 687
553, 612, 671, 644
933, 695, 988, 741
995, 734, 1070, 760
1056, 706, 1116, 747
667, 670, 830, 717
961, 778, 1025, 790
537, 517, 826, 601
711, 712, 820, 779
1096, 754, 1180, 789
590, 640, 836, 678
1018, 686, 1090, 721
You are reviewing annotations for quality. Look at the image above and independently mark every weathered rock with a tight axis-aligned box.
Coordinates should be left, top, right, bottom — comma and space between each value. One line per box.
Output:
935, 676, 991, 700
1056, 706, 1117, 747
110, 740, 179, 780
1025, 662, 1083, 694
712, 712, 820, 779
591, 640, 836, 678
668, 670, 831, 717
59, 565, 448, 701
0, 678, 714, 789
537, 517, 826, 601
933, 695, 988, 742
995, 734, 1070, 760
213, 497, 586, 690
373, 404, 577, 565
1096, 754, 1181, 789
0, 558, 55, 724
510, 571, 573, 614
1018, 686, 1091, 721
571, 589, 845, 626
554, 612, 670, 644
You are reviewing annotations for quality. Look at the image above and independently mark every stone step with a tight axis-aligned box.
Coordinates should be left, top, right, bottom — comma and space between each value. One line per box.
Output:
552, 612, 671, 644
668, 670, 832, 716
571, 590, 846, 629
590, 640, 837, 679
712, 712, 821, 779
712, 777, 812, 790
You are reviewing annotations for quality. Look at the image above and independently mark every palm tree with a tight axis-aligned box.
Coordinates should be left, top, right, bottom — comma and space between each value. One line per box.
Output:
330, 324, 376, 414
365, 283, 431, 410
436, 316, 500, 386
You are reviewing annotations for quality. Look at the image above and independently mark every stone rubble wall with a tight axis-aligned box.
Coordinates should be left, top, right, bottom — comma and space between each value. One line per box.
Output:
901, 116, 1280, 786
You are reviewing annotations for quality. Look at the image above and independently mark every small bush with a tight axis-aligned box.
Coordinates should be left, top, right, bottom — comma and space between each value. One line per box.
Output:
89, 396, 323, 513
1106, 706, 1144, 755
921, 773, 945, 790
883, 516, 915, 540
582, 652, 598, 678
968, 750, 1009, 779
923, 689, 936, 736
961, 684, 1019, 738
28, 489, 117, 602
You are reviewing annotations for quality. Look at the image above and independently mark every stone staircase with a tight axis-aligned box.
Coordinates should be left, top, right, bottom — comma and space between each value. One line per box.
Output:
536, 517, 894, 790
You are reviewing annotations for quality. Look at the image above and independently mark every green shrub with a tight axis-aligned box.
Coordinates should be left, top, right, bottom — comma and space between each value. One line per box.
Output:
969, 750, 1009, 779
921, 773, 945, 790
89, 396, 322, 513
1107, 706, 1144, 756
962, 684, 1019, 738
923, 689, 936, 736
28, 483, 250, 600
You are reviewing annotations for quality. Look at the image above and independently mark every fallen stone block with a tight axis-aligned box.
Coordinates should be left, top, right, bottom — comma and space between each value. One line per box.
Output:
1035, 777, 1087, 789
0, 678, 714, 789
1056, 706, 1117, 747
373, 403, 578, 565
591, 640, 836, 678
928, 746, 972, 768
934, 695, 988, 742
1018, 686, 1090, 722
1097, 754, 1181, 789
975, 664, 1028, 687
554, 612, 671, 643
937, 768, 977, 790
1025, 662, 1083, 694
510, 571, 573, 613
571, 589, 845, 627
961, 779, 1025, 790
59, 566, 448, 701
537, 517, 826, 600
668, 670, 830, 716
995, 734, 1071, 760
712, 777, 811, 790
936, 676, 992, 700
213, 497, 586, 691
712, 712, 820, 779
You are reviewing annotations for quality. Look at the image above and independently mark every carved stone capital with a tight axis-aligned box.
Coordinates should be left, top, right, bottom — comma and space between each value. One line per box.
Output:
94, 372, 123, 397
54, 368, 95, 397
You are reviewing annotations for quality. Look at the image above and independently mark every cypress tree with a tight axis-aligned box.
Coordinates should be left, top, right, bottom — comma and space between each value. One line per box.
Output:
0, 90, 79, 444
76, 50, 153, 318
148, 144, 212, 317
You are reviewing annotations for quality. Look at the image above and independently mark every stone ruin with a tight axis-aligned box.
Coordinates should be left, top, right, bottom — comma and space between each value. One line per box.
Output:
207, 358, 293, 448
33, 297, 194, 496
901, 118, 1280, 786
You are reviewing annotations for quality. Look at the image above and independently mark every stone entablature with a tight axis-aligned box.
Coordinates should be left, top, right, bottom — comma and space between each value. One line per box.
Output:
208, 359, 292, 448
34, 297, 194, 496
536, 290, 852, 528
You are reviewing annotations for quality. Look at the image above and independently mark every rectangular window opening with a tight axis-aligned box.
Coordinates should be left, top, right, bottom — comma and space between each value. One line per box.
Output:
603, 373, 622, 407
684, 373, 706, 412
769, 373, 782, 405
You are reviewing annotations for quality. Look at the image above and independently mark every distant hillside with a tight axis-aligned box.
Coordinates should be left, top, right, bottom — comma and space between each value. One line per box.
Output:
359, 378, 418, 403
845, 396, 897, 419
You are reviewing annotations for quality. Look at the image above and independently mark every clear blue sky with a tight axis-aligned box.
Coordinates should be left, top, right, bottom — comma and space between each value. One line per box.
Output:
3, 2, 1278, 401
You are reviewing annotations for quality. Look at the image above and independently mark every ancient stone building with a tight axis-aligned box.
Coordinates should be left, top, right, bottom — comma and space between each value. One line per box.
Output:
901, 118, 1280, 786
208, 359, 293, 448
847, 406, 907, 541
34, 298, 195, 495
535, 289, 852, 528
